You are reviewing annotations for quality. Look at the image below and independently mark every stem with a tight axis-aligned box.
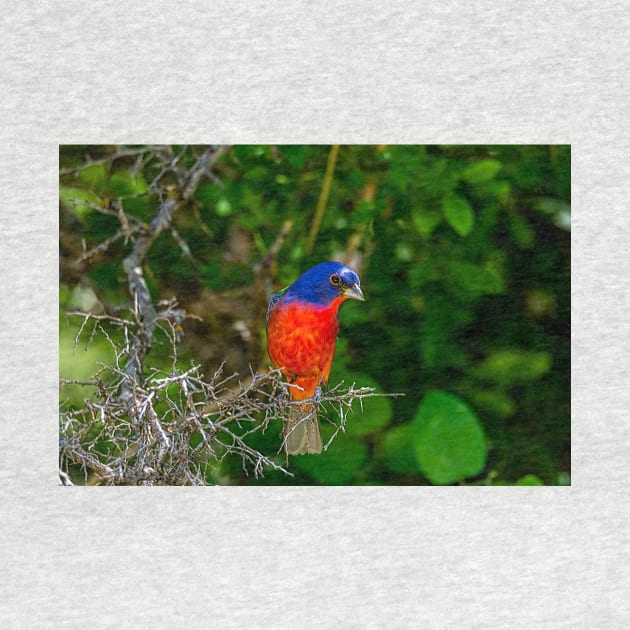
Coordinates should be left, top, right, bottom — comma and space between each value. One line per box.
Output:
306, 144, 339, 254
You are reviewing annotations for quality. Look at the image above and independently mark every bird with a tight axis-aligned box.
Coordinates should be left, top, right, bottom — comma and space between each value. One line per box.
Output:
266, 261, 365, 455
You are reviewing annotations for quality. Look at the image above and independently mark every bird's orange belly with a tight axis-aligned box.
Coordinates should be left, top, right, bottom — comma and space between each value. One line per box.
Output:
267, 302, 340, 399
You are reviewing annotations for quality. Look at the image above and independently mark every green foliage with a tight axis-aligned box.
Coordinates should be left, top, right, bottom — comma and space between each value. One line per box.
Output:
382, 424, 417, 475
461, 158, 502, 183
443, 193, 475, 236
59, 186, 101, 220
470, 349, 552, 384
515, 474, 544, 486
412, 391, 487, 485
59, 144, 570, 485
293, 432, 369, 485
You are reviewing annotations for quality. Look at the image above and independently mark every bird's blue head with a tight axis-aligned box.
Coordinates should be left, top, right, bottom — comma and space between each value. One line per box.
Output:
286, 261, 365, 306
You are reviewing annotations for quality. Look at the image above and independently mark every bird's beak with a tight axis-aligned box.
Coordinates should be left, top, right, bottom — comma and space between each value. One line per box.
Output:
342, 283, 365, 302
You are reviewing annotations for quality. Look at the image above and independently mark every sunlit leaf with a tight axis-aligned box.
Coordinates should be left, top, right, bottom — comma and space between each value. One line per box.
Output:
462, 159, 502, 183
109, 170, 148, 196
471, 389, 516, 417
482, 179, 512, 202
443, 193, 474, 236
216, 197, 232, 216
532, 197, 570, 216
471, 349, 552, 384
59, 186, 101, 219
412, 390, 487, 484
78, 163, 108, 192
515, 474, 544, 486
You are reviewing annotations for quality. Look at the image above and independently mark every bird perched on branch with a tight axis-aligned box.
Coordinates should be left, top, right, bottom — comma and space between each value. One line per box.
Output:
266, 261, 365, 454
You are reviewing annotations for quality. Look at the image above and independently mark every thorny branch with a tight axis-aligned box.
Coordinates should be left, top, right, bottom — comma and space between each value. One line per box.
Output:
60, 310, 397, 484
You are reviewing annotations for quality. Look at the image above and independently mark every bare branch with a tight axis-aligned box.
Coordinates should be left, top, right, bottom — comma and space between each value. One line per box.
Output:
60, 310, 399, 485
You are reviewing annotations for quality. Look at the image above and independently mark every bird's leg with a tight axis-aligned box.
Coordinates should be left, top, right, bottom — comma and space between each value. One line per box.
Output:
312, 384, 323, 405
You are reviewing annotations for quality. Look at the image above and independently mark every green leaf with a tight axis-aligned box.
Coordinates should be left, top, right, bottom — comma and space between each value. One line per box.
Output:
327, 370, 393, 436
215, 197, 233, 216
294, 432, 367, 484
412, 390, 487, 485
243, 166, 269, 182
509, 211, 535, 248
394, 243, 413, 262
241, 187, 263, 212
59, 315, 116, 406
532, 197, 570, 216
471, 389, 516, 417
443, 260, 504, 297
557, 472, 571, 486
281, 145, 309, 168
345, 387, 393, 437
532, 197, 571, 231
349, 200, 377, 227
109, 170, 148, 197
462, 159, 502, 183
78, 163, 108, 192
59, 186, 101, 219
382, 424, 418, 475
484, 180, 511, 202
471, 349, 553, 384
412, 208, 442, 237
515, 474, 544, 486
443, 193, 474, 236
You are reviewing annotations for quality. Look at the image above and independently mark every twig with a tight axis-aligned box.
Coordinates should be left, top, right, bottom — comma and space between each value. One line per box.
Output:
254, 218, 294, 302
306, 144, 340, 254
59, 146, 161, 176
60, 309, 400, 485
77, 229, 126, 263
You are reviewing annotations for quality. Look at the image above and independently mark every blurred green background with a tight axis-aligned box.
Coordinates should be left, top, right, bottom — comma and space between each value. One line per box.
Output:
60, 145, 570, 485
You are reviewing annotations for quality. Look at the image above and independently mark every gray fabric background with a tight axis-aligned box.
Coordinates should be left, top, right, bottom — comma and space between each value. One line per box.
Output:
2, 1, 626, 627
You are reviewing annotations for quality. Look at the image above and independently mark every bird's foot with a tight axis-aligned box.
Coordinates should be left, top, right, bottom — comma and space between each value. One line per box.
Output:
312, 385, 323, 405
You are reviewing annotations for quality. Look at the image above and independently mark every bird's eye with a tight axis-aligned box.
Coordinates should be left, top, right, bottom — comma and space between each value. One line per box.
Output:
329, 273, 341, 286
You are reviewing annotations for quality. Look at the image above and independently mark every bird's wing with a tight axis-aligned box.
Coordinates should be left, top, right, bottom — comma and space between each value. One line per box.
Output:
266, 287, 287, 323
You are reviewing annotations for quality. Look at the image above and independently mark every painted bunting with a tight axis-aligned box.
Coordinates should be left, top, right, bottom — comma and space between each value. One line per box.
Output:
266, 261, 365, 454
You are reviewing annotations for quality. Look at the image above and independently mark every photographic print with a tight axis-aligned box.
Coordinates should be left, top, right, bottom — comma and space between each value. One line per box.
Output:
59, 144, 570, 486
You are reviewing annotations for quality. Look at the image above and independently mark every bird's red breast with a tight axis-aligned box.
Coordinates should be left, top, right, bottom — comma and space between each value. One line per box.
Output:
266, 296, 345, 401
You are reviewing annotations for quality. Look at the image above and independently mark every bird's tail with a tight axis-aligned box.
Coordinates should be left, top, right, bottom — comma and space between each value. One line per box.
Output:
283, 403, 322, 455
